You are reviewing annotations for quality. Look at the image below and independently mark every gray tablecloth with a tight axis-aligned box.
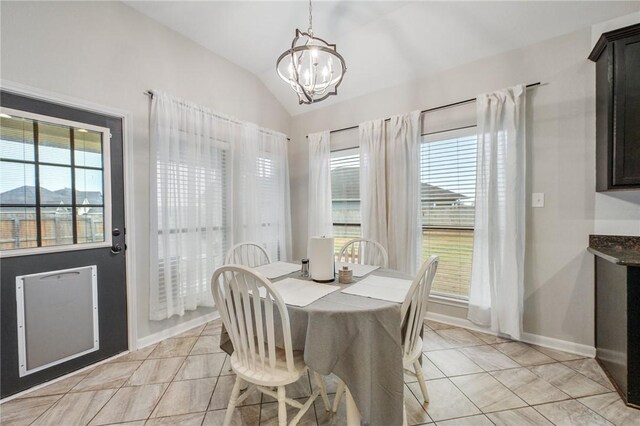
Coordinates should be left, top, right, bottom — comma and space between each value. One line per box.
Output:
220, 267, 409, 426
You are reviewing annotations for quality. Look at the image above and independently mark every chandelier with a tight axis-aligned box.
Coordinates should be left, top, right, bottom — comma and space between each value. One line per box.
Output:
276, 0, 347, 105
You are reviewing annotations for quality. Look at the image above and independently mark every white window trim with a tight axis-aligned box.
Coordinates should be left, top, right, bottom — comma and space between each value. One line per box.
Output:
0, 107, 112, 258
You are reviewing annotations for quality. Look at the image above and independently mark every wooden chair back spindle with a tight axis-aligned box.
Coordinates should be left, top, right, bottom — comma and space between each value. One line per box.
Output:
225, 242, 271, 268
338, 238, 389, 268
401, 256, 439, 358
212, 265, 295, 375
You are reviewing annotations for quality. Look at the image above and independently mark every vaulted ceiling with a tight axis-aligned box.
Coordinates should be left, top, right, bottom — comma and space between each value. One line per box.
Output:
125, 1, 640, 115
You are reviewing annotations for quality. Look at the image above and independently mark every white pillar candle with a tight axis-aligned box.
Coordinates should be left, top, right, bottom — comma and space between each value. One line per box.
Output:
309, 236, 335, 282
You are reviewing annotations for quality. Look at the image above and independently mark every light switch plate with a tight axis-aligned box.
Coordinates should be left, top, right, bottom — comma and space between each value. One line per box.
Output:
532, 193, 545, 208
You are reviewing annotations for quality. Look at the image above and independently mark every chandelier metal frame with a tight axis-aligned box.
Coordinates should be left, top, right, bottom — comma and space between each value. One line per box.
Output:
275, 0, 347, 105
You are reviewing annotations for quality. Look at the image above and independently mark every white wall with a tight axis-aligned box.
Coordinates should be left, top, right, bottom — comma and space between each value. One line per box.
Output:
0, 1, 291, 341
289, 26, 640, 347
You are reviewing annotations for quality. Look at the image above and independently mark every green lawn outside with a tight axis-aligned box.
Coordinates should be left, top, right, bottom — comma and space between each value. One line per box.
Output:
332, 224, 473, 299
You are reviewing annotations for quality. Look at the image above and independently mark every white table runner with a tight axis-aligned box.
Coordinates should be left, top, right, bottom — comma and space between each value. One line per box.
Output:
341, 275, 413, 303
335, 261, 380, 277
253, 261, 301, 279
261, 278, 340, 307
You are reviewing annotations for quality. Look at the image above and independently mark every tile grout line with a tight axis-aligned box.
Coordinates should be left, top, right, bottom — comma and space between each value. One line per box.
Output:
93, 323, 203, 425
573, 394, 619, 425
144, 327, 206, 422
405, 380, 434, 423
30, 356, 145, 426
487, 365, 573, 405
86, 343, 163, 426
522, 363, 615, 399
198, 321, 211, 426
17, 320, 620, 426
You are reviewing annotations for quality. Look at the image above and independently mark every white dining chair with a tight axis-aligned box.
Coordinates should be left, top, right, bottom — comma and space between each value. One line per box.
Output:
211, 265, 330, 426
331, 256, 439, 413
225, 242, 271, 267
337, 238, 389, 268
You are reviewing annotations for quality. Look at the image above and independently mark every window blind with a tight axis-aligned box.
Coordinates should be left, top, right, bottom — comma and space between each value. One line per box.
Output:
155, 144, 228, 314
330, 148, 361, 253
420, 129, 477, 299
256, 154, 282, 259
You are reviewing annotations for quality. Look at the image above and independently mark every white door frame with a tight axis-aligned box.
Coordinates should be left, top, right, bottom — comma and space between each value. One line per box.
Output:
1, 79, 139, 350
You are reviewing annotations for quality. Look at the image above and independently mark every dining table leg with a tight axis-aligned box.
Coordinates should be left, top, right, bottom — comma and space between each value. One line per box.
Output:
345, 387, 362, 426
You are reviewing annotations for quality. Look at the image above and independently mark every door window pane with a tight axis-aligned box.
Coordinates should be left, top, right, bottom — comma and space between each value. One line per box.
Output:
38, 122, 71, 165
75, 168, 103, 204
0, 116, 34, 161
0, 161, 36, 204
77, 207, 104, 243
40, 206, 73, 247
39, 165, 72, 204
74, 129, 103, 168
0, 207, 37, 250
0, 110, 108, 251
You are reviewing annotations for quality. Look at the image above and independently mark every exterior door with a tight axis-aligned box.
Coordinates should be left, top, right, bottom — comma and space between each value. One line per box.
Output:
0, 91, 128, 398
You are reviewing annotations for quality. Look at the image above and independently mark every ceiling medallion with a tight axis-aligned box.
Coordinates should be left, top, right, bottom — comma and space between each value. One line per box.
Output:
276, 0, 347, 105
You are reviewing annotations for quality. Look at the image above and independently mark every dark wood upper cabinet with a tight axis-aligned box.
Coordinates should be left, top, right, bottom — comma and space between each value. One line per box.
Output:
590, 24, 640, 191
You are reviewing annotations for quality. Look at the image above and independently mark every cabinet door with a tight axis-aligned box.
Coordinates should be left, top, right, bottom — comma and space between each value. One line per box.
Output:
613, 34, 640, 186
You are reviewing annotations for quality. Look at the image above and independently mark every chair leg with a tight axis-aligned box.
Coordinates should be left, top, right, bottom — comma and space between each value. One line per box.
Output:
223, 377, 243, 426
403, 400, 408, 426
277, 386, 287, 426
332, 380, 345, 413
413, 360, 429, 403
313, 372, 331, 411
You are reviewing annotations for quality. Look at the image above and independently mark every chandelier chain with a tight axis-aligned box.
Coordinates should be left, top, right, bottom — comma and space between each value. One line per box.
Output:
308, 0, 313, 34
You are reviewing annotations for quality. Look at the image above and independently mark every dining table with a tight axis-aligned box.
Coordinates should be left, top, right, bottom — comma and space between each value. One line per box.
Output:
219, 262, 415, 426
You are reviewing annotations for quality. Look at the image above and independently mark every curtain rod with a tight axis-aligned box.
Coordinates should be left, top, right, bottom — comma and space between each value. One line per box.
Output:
143, 90, 291, 141
305, 82, 542, 138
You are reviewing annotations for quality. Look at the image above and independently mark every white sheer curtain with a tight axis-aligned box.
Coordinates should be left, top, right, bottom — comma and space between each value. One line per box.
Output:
150, 92, 291, 320
467, 84, 526, 340
357, 112, 421, 275
359, 120, 388, 250
230, 124, 291, 262
307, 131, 333, 240
387, 112, 422, 274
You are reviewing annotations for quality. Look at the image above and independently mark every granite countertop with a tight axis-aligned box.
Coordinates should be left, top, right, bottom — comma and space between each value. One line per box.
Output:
588, 235, 640, 267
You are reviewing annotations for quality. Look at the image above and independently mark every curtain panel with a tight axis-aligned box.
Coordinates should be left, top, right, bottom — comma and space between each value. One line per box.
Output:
387, 112, 422, 275
150, 92, 291, 321
307, 131, 333, 240
467, 84, 526, 340
230, 124, 291, 262
359, 120, 388, 251
357, 112, 421, 275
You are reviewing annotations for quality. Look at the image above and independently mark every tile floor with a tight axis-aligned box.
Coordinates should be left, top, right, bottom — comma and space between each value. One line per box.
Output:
2, 319, 639, 425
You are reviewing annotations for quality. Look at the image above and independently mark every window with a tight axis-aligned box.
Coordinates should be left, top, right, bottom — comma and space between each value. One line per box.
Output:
0, 109, 110, 253
155, 140, 228, 298
330, 148, 360, 254
420, 128, 477, 299
256, 153, 287, 260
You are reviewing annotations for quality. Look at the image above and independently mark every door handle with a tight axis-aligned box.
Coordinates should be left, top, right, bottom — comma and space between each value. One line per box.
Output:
111, 244, 123, 254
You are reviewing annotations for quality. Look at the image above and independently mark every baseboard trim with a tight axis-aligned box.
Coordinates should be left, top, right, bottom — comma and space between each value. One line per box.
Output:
425, 311, 596, 358
425, 311, 490, 334
520, 332, 596, 358
137, 312, 220, 349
